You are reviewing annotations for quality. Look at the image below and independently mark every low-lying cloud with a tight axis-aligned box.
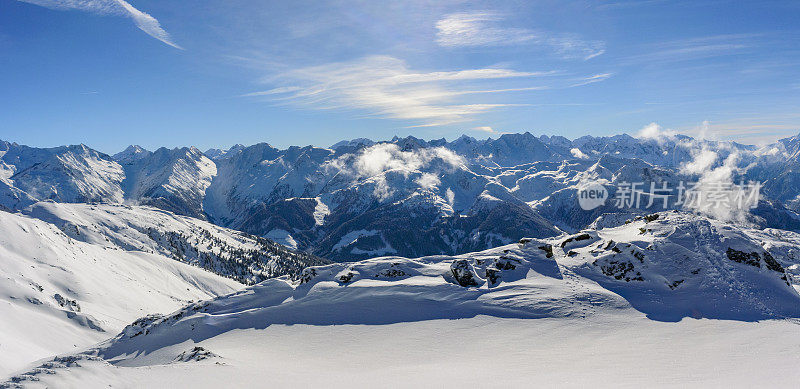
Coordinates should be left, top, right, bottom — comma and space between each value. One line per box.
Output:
680, 146, 753, 223
327, 143, 464, 200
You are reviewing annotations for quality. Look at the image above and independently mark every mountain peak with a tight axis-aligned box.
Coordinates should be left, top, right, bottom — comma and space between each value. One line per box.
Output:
205, 144, 246, 160
330, 138, 375, 150
113, 145, 152, 163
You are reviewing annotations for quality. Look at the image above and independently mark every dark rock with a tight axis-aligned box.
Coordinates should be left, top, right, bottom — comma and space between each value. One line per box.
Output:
450, 259, 482, 287
538, 244, 553, 258
485, 267, 501, 286
726, 248, 761, 268
762, 252, 785, 273
561, 233, 592, 248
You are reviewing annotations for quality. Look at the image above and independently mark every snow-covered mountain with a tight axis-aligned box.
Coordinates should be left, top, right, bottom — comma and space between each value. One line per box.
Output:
0, 201, 328, 376
200, 132, 800, 259
0, 142, 124, 210
22, 202, 329, 285
117, 146, 216, 219
7, 211, 800, 387
203, 144, 245, 160
0, 207, 241, 376
2, 132, 800, 261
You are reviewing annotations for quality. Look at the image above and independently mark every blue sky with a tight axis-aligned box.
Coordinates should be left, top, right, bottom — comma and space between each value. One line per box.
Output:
1, 0, 799, 153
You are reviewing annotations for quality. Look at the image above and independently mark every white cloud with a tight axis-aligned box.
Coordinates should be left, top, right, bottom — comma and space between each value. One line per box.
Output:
682, 118, 800, 146
545, 34, 606, 60
415, 173, 441, 189
681, 148, 717, 175
246, 55, 549, 126
435, 12, 605, 60
625, 34, 759, 65
680, 149, 752, 223
18, 0, 182, 49
112, 0, 182, 49
570, 148, 589, 159
348, 143, 464, 177
636, 122, 676, 140
570, 73, 613, 87
472, 126, 496, 133
436, 12, 537, 47
445, 187, 455, 206
325, 143, 464, 200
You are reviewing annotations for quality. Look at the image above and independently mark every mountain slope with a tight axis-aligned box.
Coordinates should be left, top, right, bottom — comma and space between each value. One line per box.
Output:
6, 211, 800, 387
23, 202, 330, 285
117, 147, 216, 219
0, 208, 243, 376
0, 200, 330, 376
0, 143, 123, 210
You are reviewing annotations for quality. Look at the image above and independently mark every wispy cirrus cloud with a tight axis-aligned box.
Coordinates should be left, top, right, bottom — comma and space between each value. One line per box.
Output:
435, 11, 605, 60
18, 0, 182, 49
626, 34, 760, 64
436, 12, 537, 47
242, 55, 554, 127
570, 73, 613, 87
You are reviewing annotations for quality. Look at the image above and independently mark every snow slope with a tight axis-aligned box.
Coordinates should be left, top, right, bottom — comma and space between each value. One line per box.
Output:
22, 202, 330, 285
6, 211, 800, 387
0, 201, 328, 376
0, 144, 124, 210
0, 209, 243, 376
117, 146, 216, 219
6, 317, 800, 388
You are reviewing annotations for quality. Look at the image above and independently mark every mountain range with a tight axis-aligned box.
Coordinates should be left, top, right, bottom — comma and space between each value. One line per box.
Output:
3, 132, 800, 261
4, 132, 800, 385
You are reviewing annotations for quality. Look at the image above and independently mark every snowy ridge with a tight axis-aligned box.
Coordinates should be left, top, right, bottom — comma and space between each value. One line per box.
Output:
22, 202, 330, 285
5, 211, 800, 387
0, 207, 243, 376
0, 144, 124, 210
118, 146, 217, 219
0, 200, 329, 377
196, 132, 800, 259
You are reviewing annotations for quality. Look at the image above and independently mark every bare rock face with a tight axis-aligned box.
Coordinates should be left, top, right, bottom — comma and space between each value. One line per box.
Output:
174, 347, 219, 363
450, 259, 484, 287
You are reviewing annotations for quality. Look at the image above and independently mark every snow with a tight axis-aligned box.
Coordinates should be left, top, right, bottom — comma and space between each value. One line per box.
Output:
0, 200, 329, 377
112, 145, 151, 164
264, 228, 298, 250
118, 146, 217, 218
332, 229, 380, 252
5, 133, 800, 386
6, 211, 800, 387
203, 144, 245, 160
21, 202, 328, 284
0, 208, 242, 376
9, 316, 800, 388
312, 197, 329, 226
10, 145, 125, 205
4, 133, 800, 261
